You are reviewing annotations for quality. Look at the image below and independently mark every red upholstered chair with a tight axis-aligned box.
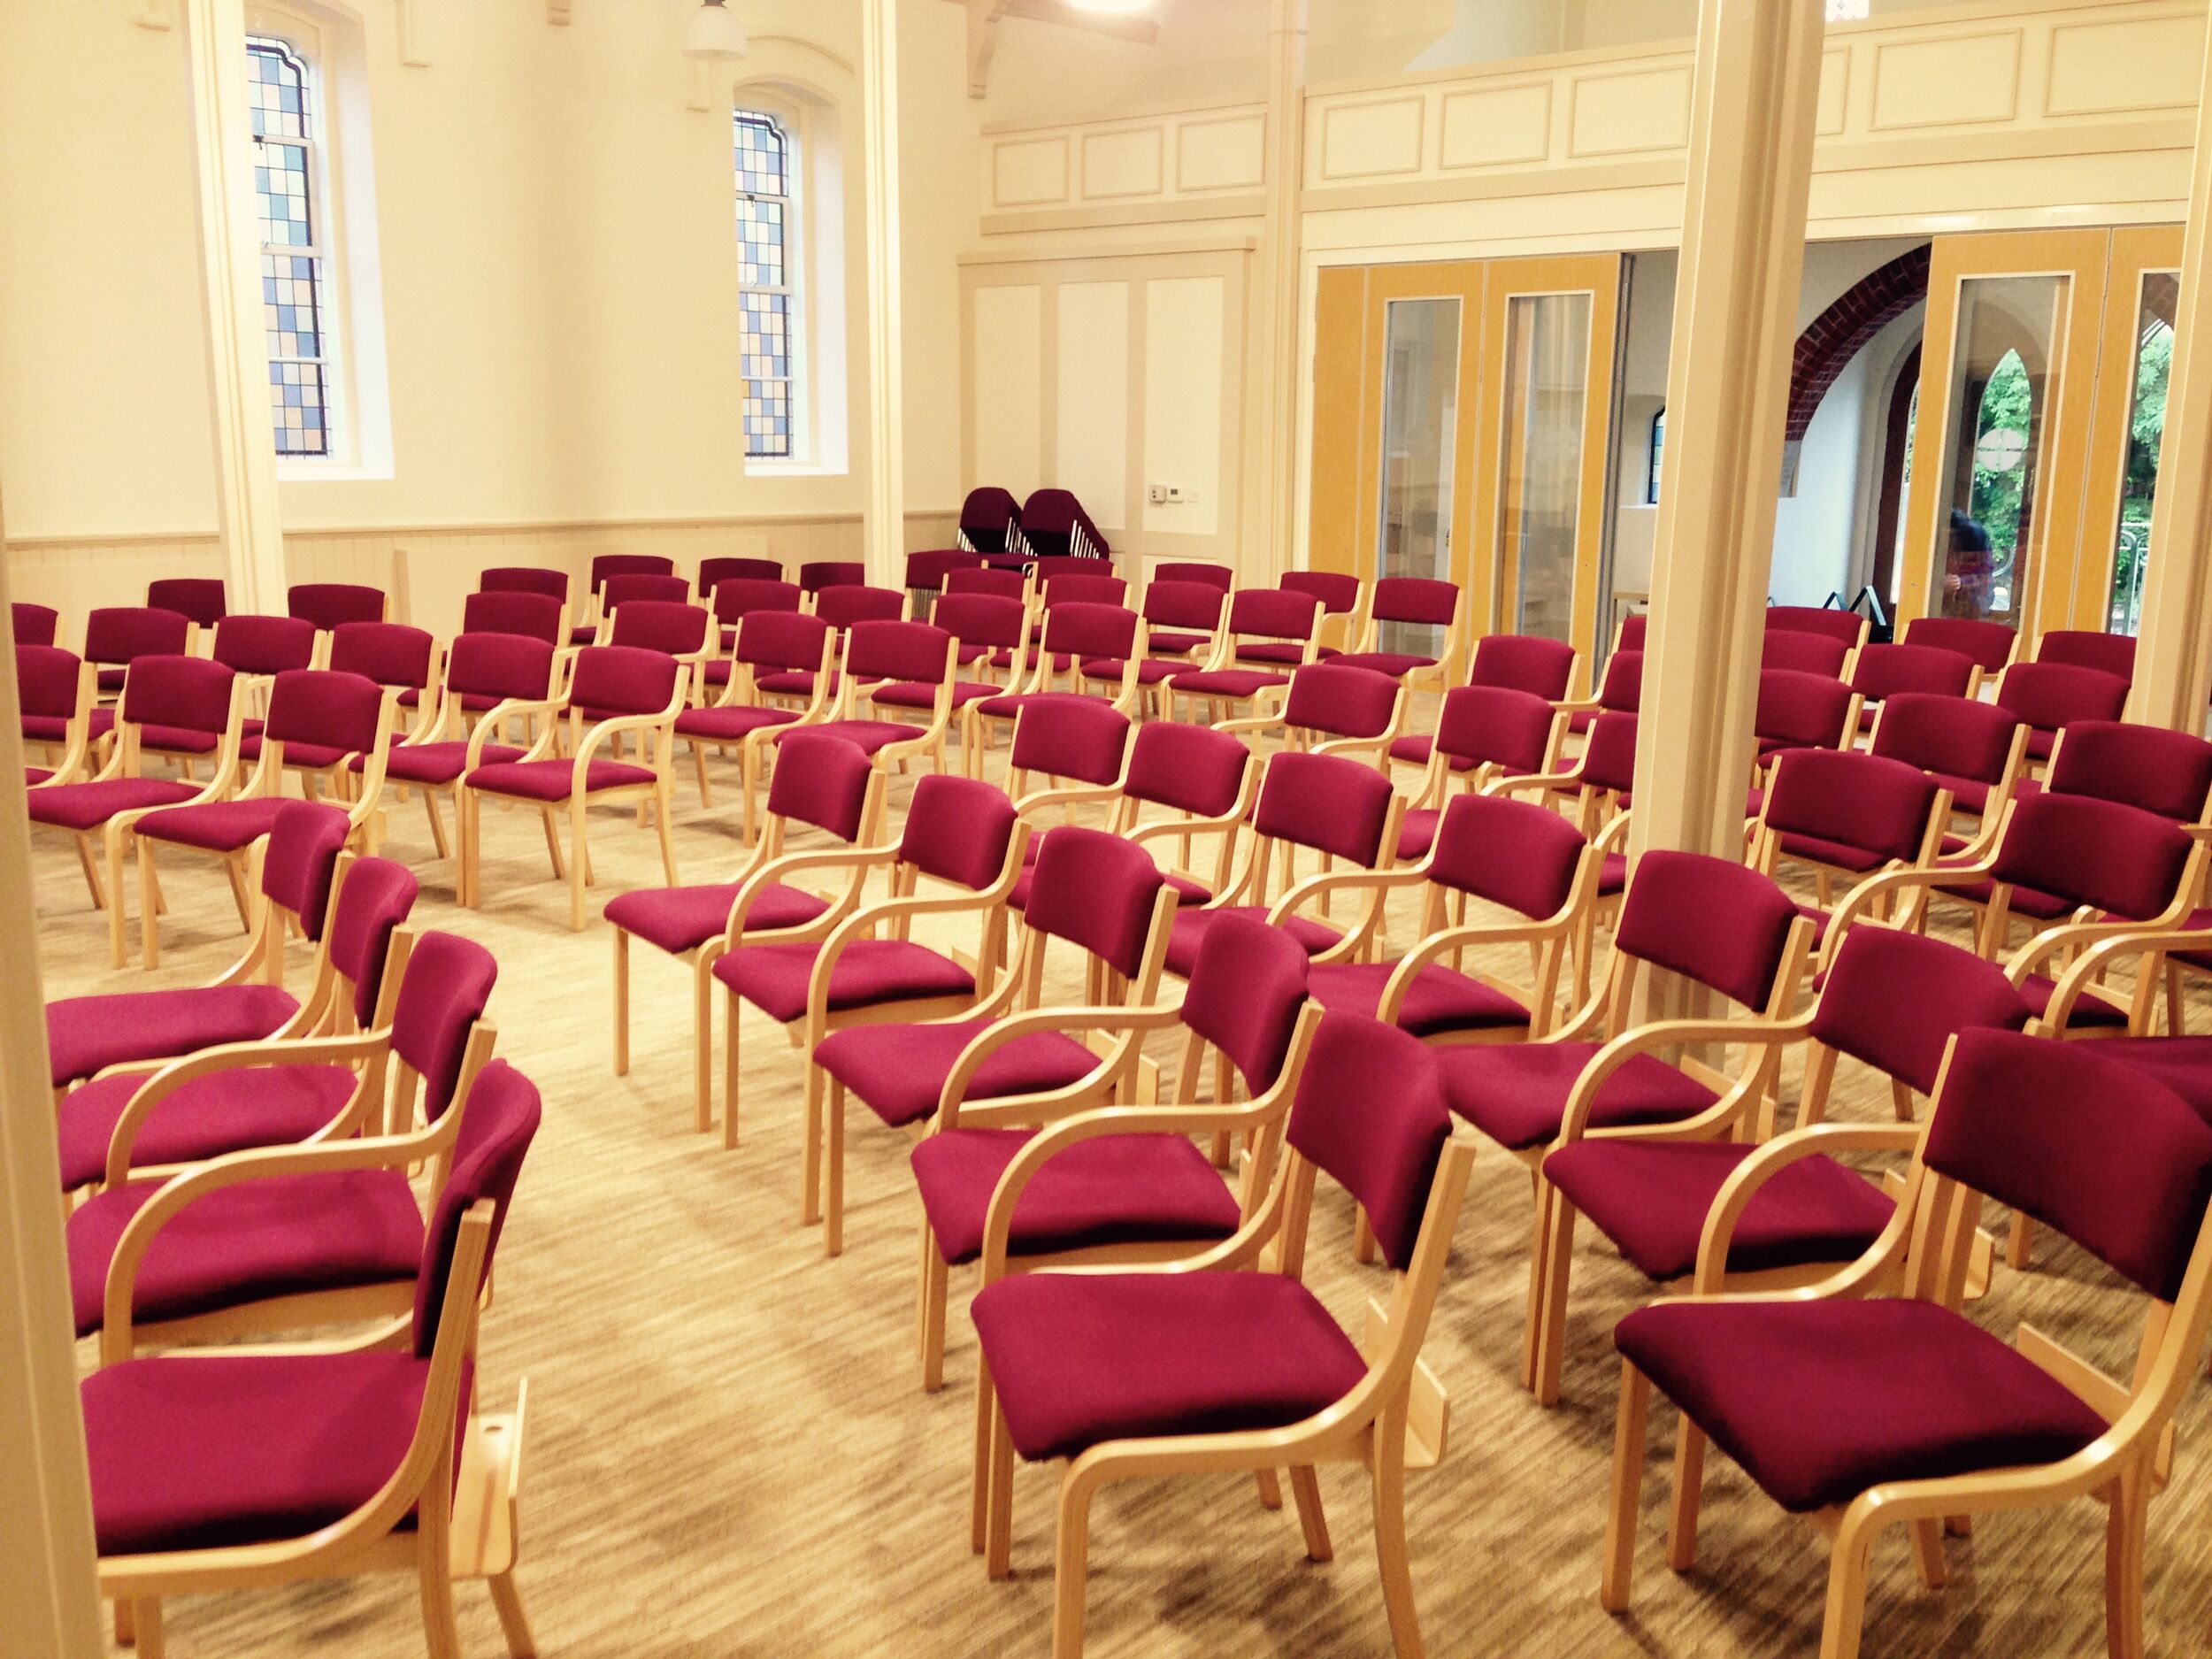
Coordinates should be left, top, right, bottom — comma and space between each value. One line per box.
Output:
677, 609, 834, 829
132, 669, 399, 967
968, 1010, 1477, 1659
479, 565, 570, 603
943, 565, 1028, 603
1600, 1030, 2212, 1659
1866, 690, 2027, 836
882, 592, 1028, 741
1333, 576, 1465, 690
1162, 749, 1403, 982
1441, 852, 1815, 1392
813, 824, 1180, 1256
963, 602, 1145, 775
1002, 700, 1135, 919
1994, 659, 2131, 766
1903, 612, 2017, 683
712, 772, 1026, 1171
811, 582, 905, 639
909, 914, 1316, 1389
589, 552, 675, 588
903, 547, 985, 611
2035, 626, 2136, 681
1215, 661, 1407, 765
1612, 611, 1648, 657
28, 656, 248, 957
18, 644, 100, 789
42, 803, 357, 1097
1037, 568, 1125, 611
458, 643, 688, 929
1166, 587, 1325, 721
697, 554, 783, 594
1279, 569, 1363, 656
1498, 708, 1640, 990
1076, 577, 1226, 710
1394, 686, 1567, 863
53, 857, 423, 1192
801, 558, 867, 594
1848, 641, 1977, 733
15, 599, 62, 647
1152, 559, 1233, 588
954, 486, 1022, 557
463, 589, 569, 649
83, 1057, 542, 1659
572, 565, 686, 644
145, 578, 227, 632
1015, 488, 1109, 562
780, 618, 960, 775
84, 605, 191, 697
1556, 646, 1642, 737
68, 936, 498, 1350
1751, 666, 1861, 770
706, 572, 803, 664
1386, 633, 1578, 780
288, 582, 388, 631
2032, 718, 2212, 824
608, 733, 887, 1133
1535, 926, 2032, 1408
1745, 747, 1950, 951
329, 621, 442, 740
210, 614, 319, 683
1765, 603, 1870, 650
602, 598, 713, 699
1760, 627, 1852, 678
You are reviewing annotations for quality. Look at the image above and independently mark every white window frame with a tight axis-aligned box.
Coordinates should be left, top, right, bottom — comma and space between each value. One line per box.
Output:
248, 28, 340, 461
735, 105, 806, 465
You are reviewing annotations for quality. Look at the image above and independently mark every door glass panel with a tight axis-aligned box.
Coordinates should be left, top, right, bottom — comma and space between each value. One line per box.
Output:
2108, 273, 2176, 635
1932, 275, 2065, 631
1376, 297, 1459, 658
1498, 292, 1592, 645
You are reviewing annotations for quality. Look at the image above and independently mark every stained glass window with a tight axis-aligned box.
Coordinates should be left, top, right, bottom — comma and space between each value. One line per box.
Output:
250, 37, 331, 457
735, 111, 797, 460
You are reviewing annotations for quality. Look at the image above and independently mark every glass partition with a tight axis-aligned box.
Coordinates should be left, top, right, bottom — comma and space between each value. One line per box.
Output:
1376, 296, 1460, 657
1497, 292, 1593, 644
2107, 272, 2175, 634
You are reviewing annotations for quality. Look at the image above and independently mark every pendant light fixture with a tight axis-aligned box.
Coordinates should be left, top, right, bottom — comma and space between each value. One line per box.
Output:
683, 0, 749, 60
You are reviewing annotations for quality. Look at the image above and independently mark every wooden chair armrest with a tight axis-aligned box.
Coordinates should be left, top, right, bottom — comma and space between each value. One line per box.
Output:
1555, 1016, 1809, 1145
933, 1004, 1184, 1125
102, 1032, 389, 1187
2036, 926, 2212, 1032
720, 844, 895, 946
1377, 916, 1573, 1022
465, 699, 561, 769
1691, 1121, 1924, 1293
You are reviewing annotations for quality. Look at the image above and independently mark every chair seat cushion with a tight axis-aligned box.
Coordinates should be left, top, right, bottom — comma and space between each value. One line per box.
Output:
1775, 829, 1895, 876
1397, 807, 1439, 862
56, 1064, 360, 1191
1010, 863, 1208, 913
2014, 972, 2131, 1030
1933, 868, 2077, 921
872, 679, 997, 710
1164, 906, 1342, 979
776, 718, 923, 757
605, 879, 829, 955
364, 741, 524, 786
241, 733, 350, 770
1599, 850, 1627, 895
1235, 641, 1309, 666
1168, 668, 1289, 700
712, 939, 975, 1025
47, 985, 301, 1089
97, 665, 129, 693
26, 765, 52, 785
1440, 1041, 1718, 1151
1614, 1298, 2109, 1514
1331, 650, 1436, 679
2172, 907, 2212, 972
23, 709, 116, 745
465, 757, 655, 801
135, 797, 289, 852
1544, 1140, 1894, 1282
1309, 959, 1530, 1038
675, 704, 796, 741
1145, 630, 1211, 655
754, 669, 828, 696
912, 1126, 1241, 1264
2025, 726, 2057, 762
1079, 657, 1180, 686
2091, 1036, 2212, 1125
1387, 733, 1479, 773
66, 1168, 423, 1336
972, 689, 1102, 722
83, 1348, 432, 1555
815, 1018, 1104, 1129
1569, 708, 1597, 735
972, 1271, 1369, 1463
138, 723, 221, 756
26, 777, 200, 832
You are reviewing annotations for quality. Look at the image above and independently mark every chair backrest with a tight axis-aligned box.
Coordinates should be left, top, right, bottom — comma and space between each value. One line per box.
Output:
1766, 604, 1865, 647
445, 632, 558, 704
1991, 792, 2196, 922
1370, 576, 1459, 627
211, 614, 319, 677
1227, 587, 1323, 644
1851, 641, 1976, 704
145, 578, 227, 628
1809, 926, 2032, 1097
327, 855, 422, 1025
85, 606, 190, 667
462, 590, 565, 646
844, 619, 951, 684
1469, 634, 1578, 701
1755, 667, 1854, 749
800, 559, 866, 593
1427, 791, 1586, 918
2046, 721, 2212, 823
117, 655, 234, 741
288, 583, 387, 629
1870, 692, 2022, 794
388, 928, 497, 1119
479, 565, 569, 602
1763, 748, 1941, 866
898, 772, 1019, 889
1996, 660, 2131, 734
1010, 697, 1131, 787
1761, 629, 1852, 678
712, 577, 803, 624
933, 591, 1029, 654
1617, 612, 1648, 653
1141, 578, 1226, 633
1280, 571, 1363, 616
1279, 663, 1399, 739
1023, 826, 1168, 981
764, 731, 878, 841
1180, 911, 1312, 1094
1286, 1012, 1453, 1271
263, 668, 388, 757
1578, 710, 1639, 797
412, 1058, 541, 1356
1433, 685, 1557, 774
814, 585, 905, 629
16, 645, 84, 720
942, 567, 1026, 601
1041, 572, 1125, 609
1903, 614, 2017, 675
259, 799, 352, 940
1253, 749, 1396, 864
1614, 851, 1801, 1010
12, 603, 59, 648
735, 610, 834, 673
568, 645, 681, 719
1125, 721, 1253, 817
588, 554, 674, 589
2037, 628, 2137, 680
328, 622, 436, 692
1596, 649, 1644, 712
608, 599, 711, 657
1018, 488, 1107, 559
1153, 561, 1233, 589
698, 556, 783, 591
1038, 600, 1139, 661
958, 486, 1022, 553
599, 573, 689, 611
1927, 1031, 2212, 1303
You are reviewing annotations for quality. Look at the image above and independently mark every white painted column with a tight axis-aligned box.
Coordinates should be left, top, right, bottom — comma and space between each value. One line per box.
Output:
181, 0, 288, 613
2132, 24, 2212, 732
860, 0, 908, 588
0, 484, 104, 1659
1245, 0, 1307, 582
1628, 0, 1825, 864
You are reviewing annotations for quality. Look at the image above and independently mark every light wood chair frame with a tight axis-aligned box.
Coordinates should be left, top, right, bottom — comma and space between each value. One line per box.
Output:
1744, 775, 1954, 971
681, 626, 837, 833
380, 644, 569, 877
807, 625, 962, 775
1390, 704, 1572, 845
1212, 671, 1411, 767
960, 613, 1148, 779
24, 656, 100, 787
1340, 585, 1470, 695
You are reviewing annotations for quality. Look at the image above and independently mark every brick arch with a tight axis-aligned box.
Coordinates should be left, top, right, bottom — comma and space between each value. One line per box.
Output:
1786, 244, 1932, 442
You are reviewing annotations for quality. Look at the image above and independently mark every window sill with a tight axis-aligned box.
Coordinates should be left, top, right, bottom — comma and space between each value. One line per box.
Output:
276, 462, 394, 484
743, 460, 846, 480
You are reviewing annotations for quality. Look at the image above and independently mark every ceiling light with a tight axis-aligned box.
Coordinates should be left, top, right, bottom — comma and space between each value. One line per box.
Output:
684, 0, 749, 60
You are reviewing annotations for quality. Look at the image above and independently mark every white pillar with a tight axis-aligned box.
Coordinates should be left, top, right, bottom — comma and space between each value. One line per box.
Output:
182, 0, 287, 614
2133, 23, 2212, 731
1628, 0, 1825, 864
860, 0, 908, 588
1244, 0, 1307, 582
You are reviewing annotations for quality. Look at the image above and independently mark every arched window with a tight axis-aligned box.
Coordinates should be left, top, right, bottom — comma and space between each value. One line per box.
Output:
250, 35, 332, 457
735, 110, 801, 460
1646, 407, 1664, 504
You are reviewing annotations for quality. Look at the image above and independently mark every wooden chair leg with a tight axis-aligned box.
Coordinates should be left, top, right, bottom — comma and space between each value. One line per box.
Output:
693, 961, 716, 1134
2008, 1210, 2036, 1271
419, 1498, 463, 1659
692, 738, 713, 808
114, 1597, 134, 1647
2106, 1464, 2150, 1659
1600, 1361, 1651, 1614
2165, 961, 2186, 1036
800, 1055, 826, 1222
1909, 1517, 1948, 1591
919, 1242, 949, 1393
106, 828, 131, 968
74, 833, 107, 909
655, 783, 680, 886
612, 929, 631, 1075
1051, 1468, 1100, 1659
722, 994, 743, 1150
1665, 1421, 1705, 1571
423, 787, 449, 858
539, 807, 565, 879
1255, 1467, 1283, 1509
985, 1393, 1016, 1579
138, 839, 160, 970
1817, 1514, 1878, 1659
1370, 1408, 1425, 1658
971, 1356, 996, 1555
1289, 1466, 1333, 1562
135, 1601, 165, 1659
823, 1078, 847, 1256
568, 802, 589, 933
741, 742, 760, 845
1352, 1204, 1377, 1264
488, 1571, 538, 1659
1531, 1193, 1578, 1408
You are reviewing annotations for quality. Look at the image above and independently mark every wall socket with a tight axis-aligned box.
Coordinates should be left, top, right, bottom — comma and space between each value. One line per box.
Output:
1147, 484, 1190, 504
